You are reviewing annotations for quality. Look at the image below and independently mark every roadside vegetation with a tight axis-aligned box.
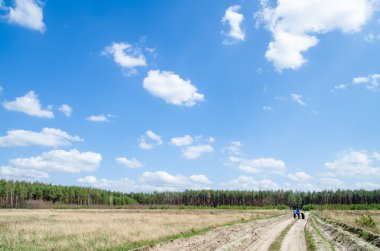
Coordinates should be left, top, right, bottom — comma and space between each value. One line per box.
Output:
314, 210, 380, 234
304, 225, 317, 251
0, 209, 284, 250
311, 211, 380, 249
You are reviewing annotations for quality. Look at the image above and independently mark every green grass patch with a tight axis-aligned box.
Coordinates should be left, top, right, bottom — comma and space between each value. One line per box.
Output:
355, 214, 377, 228
304, 225, 316, 251
303, 204, 380, 211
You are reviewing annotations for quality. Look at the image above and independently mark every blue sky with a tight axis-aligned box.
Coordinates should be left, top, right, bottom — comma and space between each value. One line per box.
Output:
1, 0, 380, 192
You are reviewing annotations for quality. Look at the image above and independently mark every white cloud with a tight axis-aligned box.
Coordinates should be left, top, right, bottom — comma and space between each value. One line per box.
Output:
221, 175, 279, 190
222, 5, 245, 43
256, 0, 375, 71
59, 104, 72, 117
102, 42, 147, 76
170, 135, 193, 146
7, 0, 45, 32
233, 157, 286, 174
189, 174, 211, 184
78, 171, 211, 192
318, 178, 345, 189
0, 128, 83, 147
9, 149, 102, 173
353, 181, 380, 190
140, 171, 188, 185
3, 91, 54, 118
182, 144, 214, 159
364, 33, 380, 42
78, 176, 136, 189
288, 171, 312, 181
334, 84, 347, 90
290, 93, 307, 106
138, 130, 162, 150
293, 183, 320, 191
224, 141, 243, 156
262, 105, 274, 111
325, 150, 380, 178
0, 166, 48, 179
116, 157, 143, 168
352, 74, 380, 90
143, 70, 204, 107
86, 114, 111, 122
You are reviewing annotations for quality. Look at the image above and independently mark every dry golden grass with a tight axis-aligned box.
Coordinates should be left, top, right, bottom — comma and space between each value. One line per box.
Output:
0, 209, 284, 250
315, 210, 380, 234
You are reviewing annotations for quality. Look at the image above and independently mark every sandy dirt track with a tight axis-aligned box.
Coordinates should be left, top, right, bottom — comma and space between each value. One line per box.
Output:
147, 214, 303, 251
280, 217, 307, 251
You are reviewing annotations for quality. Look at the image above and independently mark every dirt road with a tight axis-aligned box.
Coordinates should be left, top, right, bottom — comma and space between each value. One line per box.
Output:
146, 214, 308, 251
280, 217, 307, 251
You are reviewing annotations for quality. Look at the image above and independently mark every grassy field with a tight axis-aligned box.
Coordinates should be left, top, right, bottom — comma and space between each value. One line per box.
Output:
314, 210, 380, 234
0, 209, 285, 250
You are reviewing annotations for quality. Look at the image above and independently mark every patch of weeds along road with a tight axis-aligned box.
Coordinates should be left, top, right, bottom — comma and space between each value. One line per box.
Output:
304, 224, 316, 251
356, 214, 377, 228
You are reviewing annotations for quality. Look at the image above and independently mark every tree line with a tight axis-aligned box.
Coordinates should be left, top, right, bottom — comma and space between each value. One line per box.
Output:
0, 179, 136, 208
128, 189, 380, 207
1, 179, 380, 208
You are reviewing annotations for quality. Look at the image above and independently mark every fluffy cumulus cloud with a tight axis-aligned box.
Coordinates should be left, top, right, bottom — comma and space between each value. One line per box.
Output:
5, 0, 45, 32
138, 130, 163, 150
256, 0, 375, 71
0, 128, 82, 147
230, 156, 286, 174
324, 150, 380, 178
78, 176, 135, 189
221, 175, 279, 190
170, 135, 193, 146
86, 114, 112, 122
102, 42, 147, 76
182, 144, 214, 159
143, 70, 204, 107
78, 171, 211, 192
288, 171, 312, 181
353, 74, 380, 90
59, 104, 72, 117
290, 93, 307, 106
0, 166, 48, 179
116, 157, 143, 168
190, 174, 211, 184
9, 149, 102, 173
3, 91, 53, 118
222, 5, 245, 43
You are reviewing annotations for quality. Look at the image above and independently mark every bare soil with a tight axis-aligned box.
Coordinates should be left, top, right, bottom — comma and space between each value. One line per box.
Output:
280, 217, 307, 251
147, 214, 307, 251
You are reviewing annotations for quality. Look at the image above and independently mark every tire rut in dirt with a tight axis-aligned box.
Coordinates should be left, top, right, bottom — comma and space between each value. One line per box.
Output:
280, 218, 307, 251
